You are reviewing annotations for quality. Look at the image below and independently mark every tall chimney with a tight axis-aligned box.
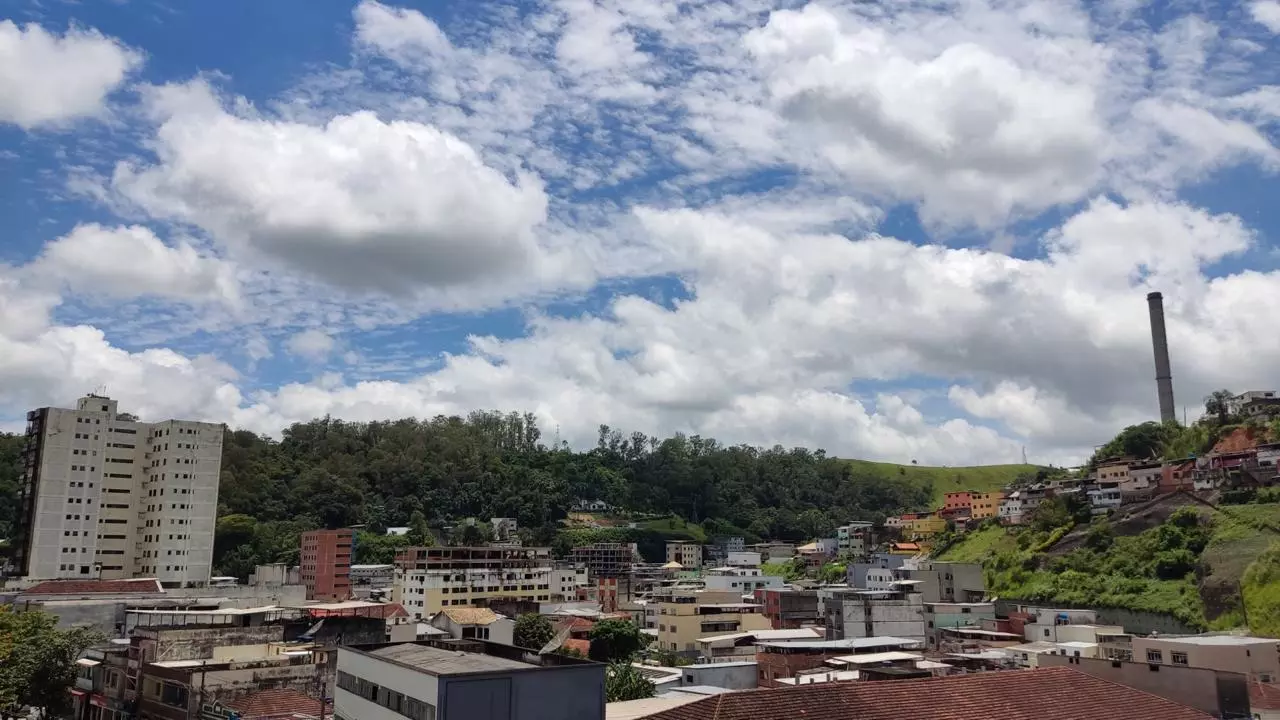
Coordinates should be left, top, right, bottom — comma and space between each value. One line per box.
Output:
1147, 291, 1176, 423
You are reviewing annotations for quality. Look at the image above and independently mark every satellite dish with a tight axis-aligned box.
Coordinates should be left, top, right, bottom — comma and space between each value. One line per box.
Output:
539, 625, 574, 655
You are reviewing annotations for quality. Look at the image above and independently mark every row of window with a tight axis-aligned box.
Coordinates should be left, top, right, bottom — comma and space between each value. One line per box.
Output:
71, 448, 95, 456
336, 671, 435, 720
1145, 649, 1189, 665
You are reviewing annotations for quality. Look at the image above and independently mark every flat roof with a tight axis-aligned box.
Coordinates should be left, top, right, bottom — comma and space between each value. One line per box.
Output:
687, 661, 758, 669
606, 695, 701, 720
696, 628, 820, 644
1147, 635, 1279, 647
758, 636, 922, 651
828, 651, 921, 665
369, 643, 532, 675
129, 606, 283, 616
942, 628, 1022, 639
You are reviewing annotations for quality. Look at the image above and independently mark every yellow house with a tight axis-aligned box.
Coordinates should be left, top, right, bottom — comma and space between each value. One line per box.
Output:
653, 590, 771, 655
907, 516, 947, 537
970, 492, 1006, 520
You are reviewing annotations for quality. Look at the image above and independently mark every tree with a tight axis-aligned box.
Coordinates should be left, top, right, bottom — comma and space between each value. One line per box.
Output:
587, 619, 645, 663
1205, 389, 1235, 425
406, 511, 433, 547
0, 608, 103, 719
605, 661, 655, 702
513, 613, 555, 650
817, 562, 847, 584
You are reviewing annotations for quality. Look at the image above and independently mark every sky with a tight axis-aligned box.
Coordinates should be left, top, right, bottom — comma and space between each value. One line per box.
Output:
1, 0, 1279, 468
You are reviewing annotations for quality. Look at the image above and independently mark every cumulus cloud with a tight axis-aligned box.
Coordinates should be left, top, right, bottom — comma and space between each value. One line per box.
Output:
0, 20, 142, 129
286, 329, 337, 361
1251, 1, 1280, 33
111, 81, 552, 296
27, 224, 239, 305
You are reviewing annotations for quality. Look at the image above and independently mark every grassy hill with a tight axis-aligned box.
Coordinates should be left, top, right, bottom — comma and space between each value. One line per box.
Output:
844, 460, 1039, 509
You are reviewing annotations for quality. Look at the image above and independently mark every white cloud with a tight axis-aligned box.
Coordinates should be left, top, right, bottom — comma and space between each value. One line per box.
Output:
286, 329, 336, 361
1250, 1, 1280, 33
0, 20, 142, 129
112, 81, 554, 297
27, 224, 239, 305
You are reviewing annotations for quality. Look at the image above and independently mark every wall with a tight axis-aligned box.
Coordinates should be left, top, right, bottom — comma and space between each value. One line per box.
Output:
335, 648, 439, 720
1131, 638, 1280, 682
1037, 654, 1249, 719
140, 625, 284, 662
679, 663, 758, 690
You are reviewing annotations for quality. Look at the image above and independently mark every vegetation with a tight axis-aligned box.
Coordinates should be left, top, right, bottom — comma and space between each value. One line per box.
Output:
587, 619, 646, 663
0, 434, 21, 541
513, 613, 556, 650
0, 608, 103, 719
206, 414, 997, 576
605, 662, 656, 702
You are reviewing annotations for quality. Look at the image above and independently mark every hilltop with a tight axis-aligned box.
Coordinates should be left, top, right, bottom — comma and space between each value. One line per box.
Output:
844, 460, 1039, 509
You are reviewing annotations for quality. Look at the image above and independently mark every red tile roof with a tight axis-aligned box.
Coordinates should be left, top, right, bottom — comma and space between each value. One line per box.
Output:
1251, 682, 1280, 710
22, 578, 164, 595
223, 688, 327, 719
561, 638, 591, 656
640, 667, 1212, 720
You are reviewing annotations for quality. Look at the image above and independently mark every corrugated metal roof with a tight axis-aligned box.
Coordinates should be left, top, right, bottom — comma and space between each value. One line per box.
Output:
370, 643, 531, 675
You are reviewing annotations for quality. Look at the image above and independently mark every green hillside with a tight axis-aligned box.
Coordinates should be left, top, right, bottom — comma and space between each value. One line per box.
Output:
843, 460, 1039, 509
936, 496, 1280, 635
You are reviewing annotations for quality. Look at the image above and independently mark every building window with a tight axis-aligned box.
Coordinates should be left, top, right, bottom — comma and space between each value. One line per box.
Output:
1146, 649, 1163, 664
1170, 652, 1188, 665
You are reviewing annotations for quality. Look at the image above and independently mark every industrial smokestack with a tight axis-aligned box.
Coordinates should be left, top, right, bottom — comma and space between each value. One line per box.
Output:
1147, 291, 1176, 423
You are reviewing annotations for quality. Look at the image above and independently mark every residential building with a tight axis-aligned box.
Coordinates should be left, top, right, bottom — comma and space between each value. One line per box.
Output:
429, 607, 515, 645
724, 551, 761, 568
923, 601, 995, 648
207, 688, 327, 720
999, 492, 1025, 525
895, 561, 986, 604
13, 395, 223, 586
552, 563, 589, 600
701, 566, 783, 594
746, 542, 795, 562
835, 522, 873, 559
1038, 654, 1251, 720
568, 543, 637, 578
1162, 459, 1198, 493
753, 636, 922, 688
695, 628, 821, 663
640, 666, 1216, 720
491, 517, 519, 544
393, 546, 555, 619
904, 515, 946, 538
652, 589, 771, 656
1131, 635, 1280, 683
334, 640, 605, 720
753, 588, 819, 629
818, 587, 925, 644
349, 563, 394, 598
1088, 481, 1123, 514
675, 662, 759, 690
300, 529, 353, 602
1095, 458, 1132, 483
969, 491, 1005, 520
1229, 391, 1280, 417
666, 542, 704, 569
942, 492, 972, 515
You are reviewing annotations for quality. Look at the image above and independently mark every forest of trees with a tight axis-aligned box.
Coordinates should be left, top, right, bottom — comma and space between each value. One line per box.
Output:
208, 411, 937, 576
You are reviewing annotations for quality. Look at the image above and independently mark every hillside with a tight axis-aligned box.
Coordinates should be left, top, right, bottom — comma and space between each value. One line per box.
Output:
844, 460, 1039, 508
936, 495, 1280, 635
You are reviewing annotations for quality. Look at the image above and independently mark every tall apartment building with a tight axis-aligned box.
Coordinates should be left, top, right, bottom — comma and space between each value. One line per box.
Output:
665, 541, 703, 569
300, 529, 354, 601
393, 546, 555, 619
13, 395, 223, 587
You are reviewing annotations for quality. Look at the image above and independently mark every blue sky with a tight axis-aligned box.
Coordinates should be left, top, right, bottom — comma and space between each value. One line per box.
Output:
2, 0, 1279, 466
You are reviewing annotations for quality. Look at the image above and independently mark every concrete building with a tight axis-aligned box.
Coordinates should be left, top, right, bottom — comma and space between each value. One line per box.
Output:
666, 542, 703, 570
753, 588, 819, 629
746, 542, 795, 562
429, 607, 515, 646
1131, 635, 1280, 683
695, 628, 821, 662
923, 601, 996, 648
969, 491, 1005, 520
835, 522, 873, 559
677, 662, 759, 690
895, 560, 985, 604
393, 547, 555, 619
13, 395, 223, 586
350, 563, 395, 597
300, 529, 353, 602
551, 563, 589, 600
818, 587, 926, 644
754, 636, 922, 688
334, 640, 605, 720
700, 566, 783, 594
942, 492, 972, 516
998, 493, 1025, 525
653, 589, 771, 656
724, 552, 761, 568
491, 517, 519, 544
1039, 654, 1251, 719
567, 543, 636, 579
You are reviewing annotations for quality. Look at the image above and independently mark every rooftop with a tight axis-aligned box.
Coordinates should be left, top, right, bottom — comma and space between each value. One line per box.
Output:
23, 578, 164, 595
756, 636, 922, 651
826, 651, 921, 665
696, 628, 821, 644
607, 695, 701, 720
440, 607, 502, 625
638, 667, 1214, 720
1145, 634, 1278, 647
369, 643, 533, 675
223, 688, 326, 720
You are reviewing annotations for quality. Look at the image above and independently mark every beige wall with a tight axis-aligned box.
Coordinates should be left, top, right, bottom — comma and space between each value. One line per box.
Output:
1131, 637, 1280, 682
656, 604, 771, 654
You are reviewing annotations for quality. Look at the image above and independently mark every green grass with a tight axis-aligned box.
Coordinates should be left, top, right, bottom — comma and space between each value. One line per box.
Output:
1201, 503, 1280, 633
635, 516, 708, 543
935, 524, 1017, 563
844, 460, 1038, 508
